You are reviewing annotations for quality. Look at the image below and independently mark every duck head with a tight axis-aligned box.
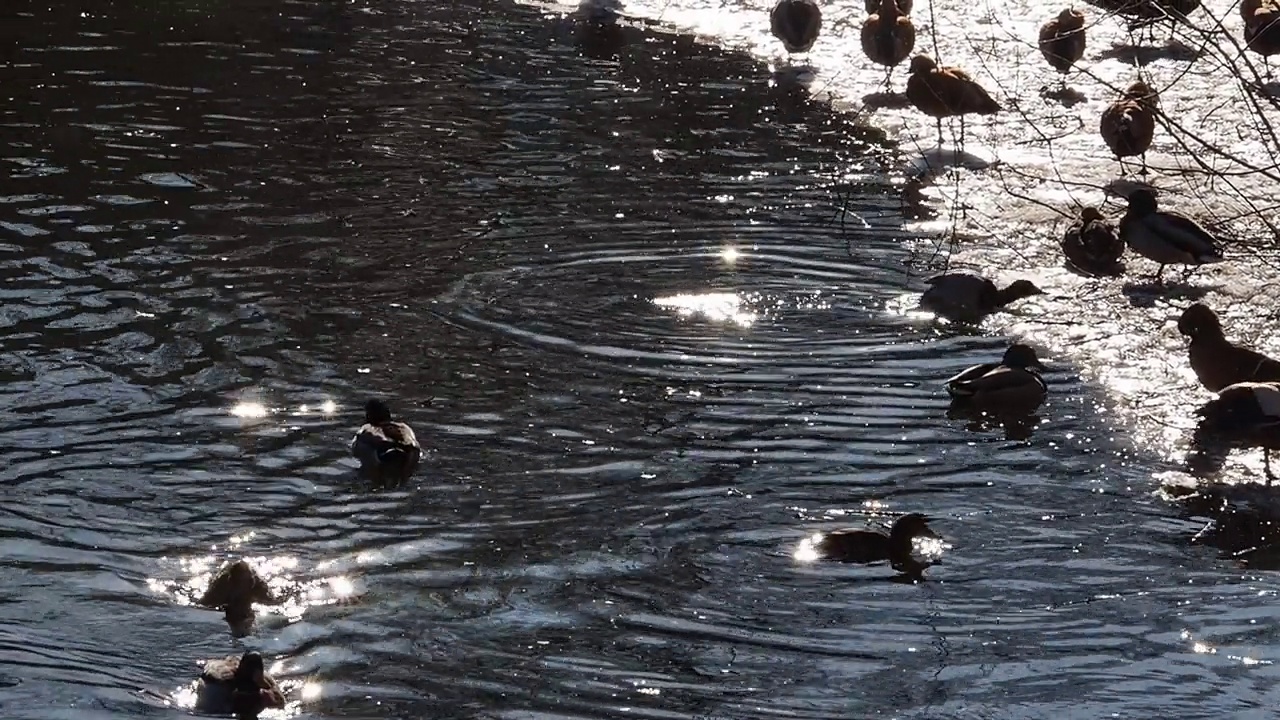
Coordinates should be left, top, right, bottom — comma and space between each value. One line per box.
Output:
232, 652, 267, 689
908, 54, 937, 73
1124, 80, 1158, 106
889, 513, 940, 543
1058, 8, 1085, 26
1002, 343, 1046, 371
364, 399, 393, 424
1125, 188, 1158, 216
1080, 206, 1105, 223
999, 279, 1045, 305
1177, 303, 1224, 340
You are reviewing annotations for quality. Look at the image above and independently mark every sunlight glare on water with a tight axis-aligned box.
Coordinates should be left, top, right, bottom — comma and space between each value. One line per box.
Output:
653, 291, 758, 327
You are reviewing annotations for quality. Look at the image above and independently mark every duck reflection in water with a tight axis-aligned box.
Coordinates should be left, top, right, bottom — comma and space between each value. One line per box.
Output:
351, 399, 422, 487
804, 513, 943, 580
195, 651, 285, 720
197, 559, 280, 636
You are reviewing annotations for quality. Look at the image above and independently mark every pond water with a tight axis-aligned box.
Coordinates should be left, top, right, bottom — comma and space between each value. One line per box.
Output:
2, 0, 1279, 718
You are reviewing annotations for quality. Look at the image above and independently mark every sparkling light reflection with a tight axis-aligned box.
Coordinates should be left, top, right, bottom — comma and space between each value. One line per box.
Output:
653, 292, 756, 327
231, 401, 269, 418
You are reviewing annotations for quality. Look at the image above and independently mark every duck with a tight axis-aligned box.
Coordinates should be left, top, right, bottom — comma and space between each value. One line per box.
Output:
196, 651, 285, 720
1119, 188, 1224, 283
1060, 206, 1124, 276
351, 399, 422, 484
861, 0, 915, 88
1246, 2, 1280, 73
1243, 0, 1265, 20
197, 559, 279, 630
919, 272, 1044, 324
1193, 381, 1280, 483
1177, 304, 1280, 392
770, 0, 822, 54
1099, 83, 1156, 175
813, 513, 941, 577
1038, 9, 1087, 84
904, 54, 1001, 149
946, 343, 1048, 411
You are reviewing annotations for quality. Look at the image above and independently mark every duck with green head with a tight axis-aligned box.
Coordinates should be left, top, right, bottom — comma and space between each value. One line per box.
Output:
1120, 188, 1224, 283
946, 343, 1048, 412
351, 399, 422, 484
196, 651, 285, 719
814, 513, 941, 578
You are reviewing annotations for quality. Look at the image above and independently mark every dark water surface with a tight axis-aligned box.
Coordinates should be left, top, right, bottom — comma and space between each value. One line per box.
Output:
3, 0, 1278, 718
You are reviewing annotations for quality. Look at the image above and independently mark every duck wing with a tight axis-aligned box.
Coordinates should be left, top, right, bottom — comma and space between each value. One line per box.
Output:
199, 656, 241, 684
1148, 210, 1225, 260
945, 362, 999, 394
817, 529, 892, 563
380, 421, 420, 449
948, 365, 1044, 397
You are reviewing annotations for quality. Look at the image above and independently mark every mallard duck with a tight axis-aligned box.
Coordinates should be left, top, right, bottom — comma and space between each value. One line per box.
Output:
905, 55, 1000, 149
946, 343, 1048, 411
1194, 381, 1280, 483
1061, 206, 1124, 276
919, 272, 1044, 323
351, 399, 422, 484
196, 652, 285, 720
1039, 9, 1087, 84
1178, 304, 1280, 392
861, 0, 915, 89
1099, 84, 1156, 175
814, 513, 940, 577
197, 559, 278, 628
770, 0, 822, 54
1119, 188, 1224, 283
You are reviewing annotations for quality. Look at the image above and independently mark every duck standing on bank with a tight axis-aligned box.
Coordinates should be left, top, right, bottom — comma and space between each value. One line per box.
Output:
1193, 381, 1280, 483
1119, 188, 1224, 283
1061, 206, 1124, 276
352, 399, 422, 485
1100, 81, 1157, 175
770, 0, 823, 54
195, 651, 285, 719
1039, 9, 1087, 89
861, 0, 915, 89
811, 513, 942, 578
904, 54, 1001, 150
946, 343, 1048, 413
919, 272, 1044, 324
1245, 0, 1280, 73
1178, 304, 1280, 392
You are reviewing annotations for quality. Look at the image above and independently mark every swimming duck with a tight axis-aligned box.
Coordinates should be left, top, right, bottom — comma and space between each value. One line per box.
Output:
196, 651, 285, 719
814, 513, 940, 577
919, 272, 1043, 323
351, 399, 422, 484
1119, 188, 1224, 283
861, 0, 915, 88
1038, 9, 1087, 84
1194, 381, 1280, 483
197, 559, 278, 629
946, 343, 1048, 411
1178, 304, 1280, 392
1099, 83, 1156, 175
770, 0, 822, 54
1060, 206, 1124, 276
905, 55, 1000, 149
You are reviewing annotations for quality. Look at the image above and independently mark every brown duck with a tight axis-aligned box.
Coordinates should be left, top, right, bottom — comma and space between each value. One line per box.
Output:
814, 513, 940, 577
1039, 9, 1087, 83
864, 0, 912, 13
905, 54, 1000, 148
1060, 206, 1124, 276
1099, 82, 1156, 174
1178, 304, 1280, 393
861, 0, 915, 88
1246, 2, 1280, 70
920, 272, 1043, 323
196, 651, 285, 719
770, 0, 823, 54
197, 559, 279, 630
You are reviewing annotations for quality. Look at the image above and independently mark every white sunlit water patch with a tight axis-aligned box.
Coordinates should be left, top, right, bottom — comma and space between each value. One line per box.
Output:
653, 291, 759, 327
